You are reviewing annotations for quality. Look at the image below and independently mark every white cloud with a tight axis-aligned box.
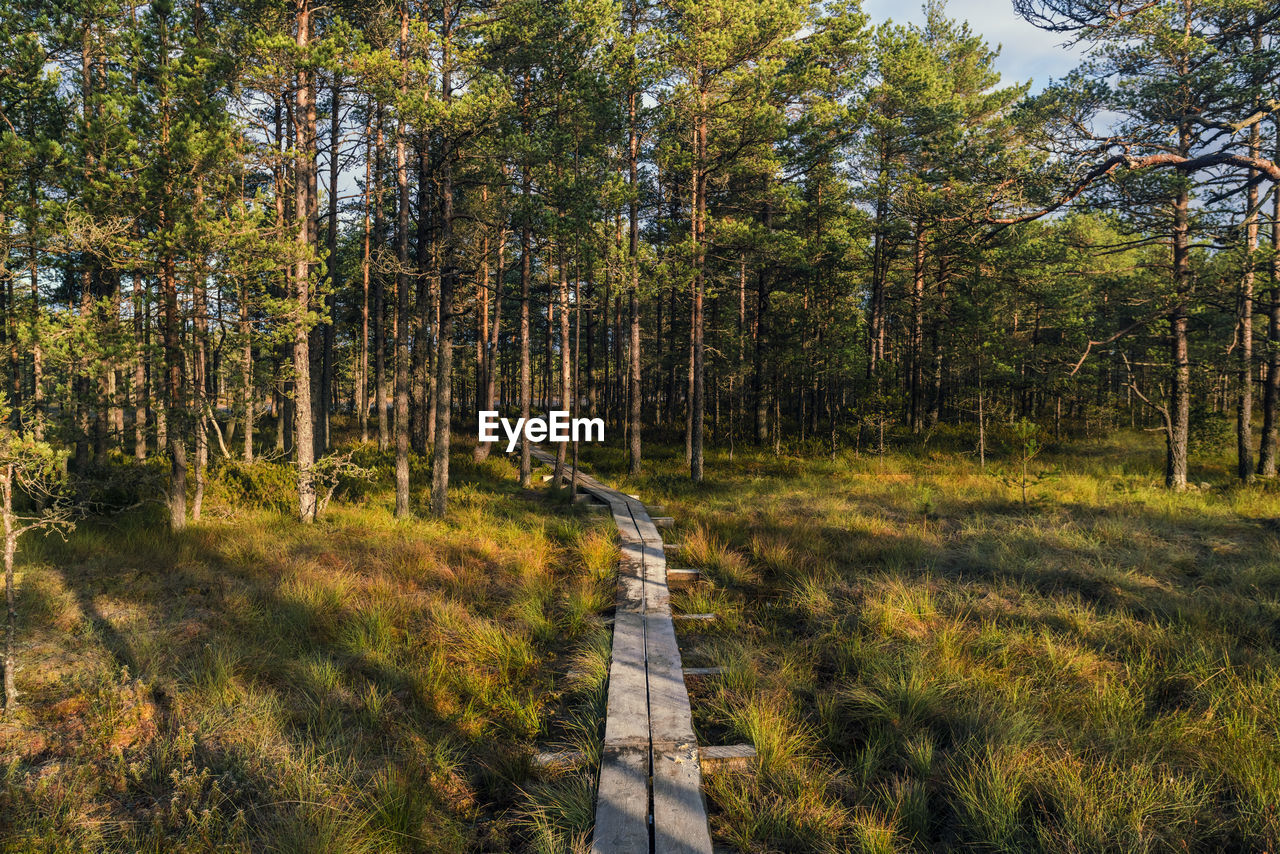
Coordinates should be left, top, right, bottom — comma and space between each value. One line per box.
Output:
862, 0, 1089, 91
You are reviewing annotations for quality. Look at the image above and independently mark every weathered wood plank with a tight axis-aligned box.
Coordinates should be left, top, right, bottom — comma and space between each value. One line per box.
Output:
641, 543, 670, 615
652, 742, 714, 854
602, 613, 650, 746
667, 568, 701, 587
628, 505, 664, 545
648, 619, 698, 745
652, 517, 675, 529
682, 667, 722, 678
527, 443, 712, 854
591, 747, 650, 854
699, 744, 757, 773
673, 613, 716, 622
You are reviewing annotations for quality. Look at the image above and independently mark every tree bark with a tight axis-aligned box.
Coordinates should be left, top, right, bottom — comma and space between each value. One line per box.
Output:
393, 2, 411, 518
374, 103, 389, 451
690, 79, 707, 483
1238, 121, 1258, 482
294, 0, 317, 523
412, 141, 432, 454
626, 0, 642, 475
909, 224, 926, 433
1167, 181, 1191, 490
134, 272, 148, 460
2, 465, 16, 710
475, 214, 506, 463
359, 116, 372, 444
431, 2, 455, 518
240, 276, 253, 462
518, 154, 533, 488
1260, 119, 1280, 477
554, 249, 570, 484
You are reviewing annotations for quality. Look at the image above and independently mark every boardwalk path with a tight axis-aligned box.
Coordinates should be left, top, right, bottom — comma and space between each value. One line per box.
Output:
529, 449, 713, 854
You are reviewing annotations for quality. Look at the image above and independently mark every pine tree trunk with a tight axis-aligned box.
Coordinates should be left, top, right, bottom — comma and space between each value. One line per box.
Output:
294, 0, 317, 523
134, 272, 148, 460
374, 104, 389, 452
1238, 122, 1258, 482
910, 224, 925, 434
519, 160, 533, 488
413, 142, 432, 455
28, 230, 43, 442
393, 3, 411, 518
431, 9, 455, 519
1167, 182, 1191, 490
691, 88, 707, 483
162, 253, 186, 530
754, 201, 771, 444
241, 278, 253, 462
554, 250, 570, 483
1259, 120, 1280, 477
193, 223, 209, 522
2, 465, 16, 710
626, 0, 642, 475
359, 118, 372, 444
474, 191, 493, 463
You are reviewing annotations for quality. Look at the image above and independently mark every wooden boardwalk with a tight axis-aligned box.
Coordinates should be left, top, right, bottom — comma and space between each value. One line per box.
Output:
528, 448, 713, 854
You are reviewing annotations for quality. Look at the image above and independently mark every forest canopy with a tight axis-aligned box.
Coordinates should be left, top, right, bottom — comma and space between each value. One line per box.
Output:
0, 0, 1278, 520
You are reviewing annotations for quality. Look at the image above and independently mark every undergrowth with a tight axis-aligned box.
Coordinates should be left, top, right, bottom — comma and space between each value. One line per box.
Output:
576, 430, 1280, 853
0, 438, 613, 853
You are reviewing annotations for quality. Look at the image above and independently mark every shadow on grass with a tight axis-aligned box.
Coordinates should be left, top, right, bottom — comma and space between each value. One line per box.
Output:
2, 450, 607, 853
639, 442, 1280, 852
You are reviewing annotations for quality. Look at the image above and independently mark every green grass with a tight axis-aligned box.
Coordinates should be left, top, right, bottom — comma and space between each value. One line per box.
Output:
573, 430, 1280, 852
8, 423, 1280, 852
0, 439, 614, 853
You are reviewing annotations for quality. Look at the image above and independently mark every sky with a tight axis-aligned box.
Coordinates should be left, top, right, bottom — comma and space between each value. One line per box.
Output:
862, 0, 1091, 92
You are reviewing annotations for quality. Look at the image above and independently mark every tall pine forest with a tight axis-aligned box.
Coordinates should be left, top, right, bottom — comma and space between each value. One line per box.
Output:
3, 0, 1280, 851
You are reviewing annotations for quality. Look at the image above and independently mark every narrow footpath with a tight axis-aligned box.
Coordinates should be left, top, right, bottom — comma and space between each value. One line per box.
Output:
529, 448, 713, 854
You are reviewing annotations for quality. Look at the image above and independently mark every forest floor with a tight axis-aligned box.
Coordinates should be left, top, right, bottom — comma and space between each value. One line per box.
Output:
575, 430, 1280, 853
0, 442, 617, 853
3, 428, 1280, 853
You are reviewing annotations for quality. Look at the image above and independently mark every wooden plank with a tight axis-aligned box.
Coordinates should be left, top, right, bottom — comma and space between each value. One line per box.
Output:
591, 747, 650, 854
667, 568, 701, 587
652, 517, 675, 529
652, 742, 714, 854
602, 612, 649, 746
526, 443, 713, 854
673, 613, 716, 622
641, 543, 669, 615
649, 639, 697, 743
682, 667, 722, 678
627, 504, 664, 545
612, 506, 643, 543
663, 543, 683, 556
699, 744, 757, 773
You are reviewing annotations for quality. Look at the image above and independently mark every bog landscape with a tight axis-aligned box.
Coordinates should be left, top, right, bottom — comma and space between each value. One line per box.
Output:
1, 0, 1279, 851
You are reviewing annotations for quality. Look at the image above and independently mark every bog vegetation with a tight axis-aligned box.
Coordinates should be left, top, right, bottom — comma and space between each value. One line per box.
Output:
1, 0, 1280, 849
